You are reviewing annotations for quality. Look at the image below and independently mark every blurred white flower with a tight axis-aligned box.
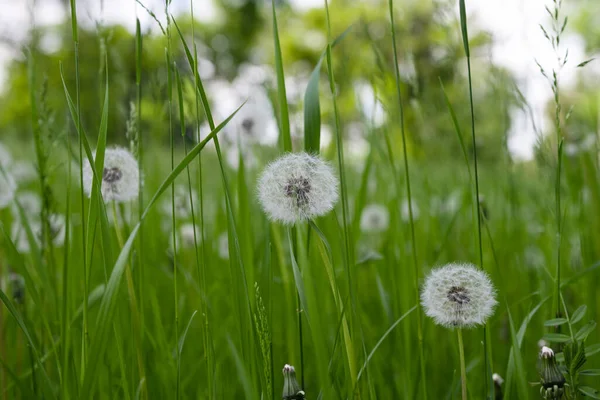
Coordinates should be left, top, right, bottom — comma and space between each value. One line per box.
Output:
161, 185, 198, 220
226, 146, 258, 170
82, 147, 140, 203
345, 122, 369, 161
12, 191, 42, 217
258, 152, 339, 224
0, 170, 16, 209
218, 232, 229, 260
11, 213, 66, 253
401, 198, 420, 222
353, 81, 387, 128
421, 262, 497, 328
360, 204, 390, 233
10, 161, 37, 184
171, 223, 201, 250
0, 142, 12, 169
212, 80, 278, 147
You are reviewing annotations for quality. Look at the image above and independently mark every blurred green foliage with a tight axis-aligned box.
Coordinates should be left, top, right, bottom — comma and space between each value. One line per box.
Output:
0, 0, 519, 164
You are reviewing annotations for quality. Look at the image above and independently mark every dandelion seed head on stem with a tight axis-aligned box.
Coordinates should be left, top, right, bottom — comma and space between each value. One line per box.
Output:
257, 152, 339, 225
82, 147, 140, 203
421, 262, 497, 328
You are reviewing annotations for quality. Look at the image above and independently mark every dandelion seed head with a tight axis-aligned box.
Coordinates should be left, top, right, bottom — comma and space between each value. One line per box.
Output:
492, 373, 504, 386
257, 153, 339, 225
540, 346, 554, 359
82, 147, 139, 203
161, 185, 198, 220
421, 262, 497, 328
12, 191, 42, 217
171, 223, 201, 250
11, 213, 66, 253
10, 161, 37, 184
360, 204, 390, 233
401, 198, 420, 222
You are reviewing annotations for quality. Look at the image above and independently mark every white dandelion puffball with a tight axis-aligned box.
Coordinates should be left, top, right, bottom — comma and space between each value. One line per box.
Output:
11, 214, 66, 253
12, 191, 42, 216
401, 198, 420, 222
171, 223, 201, 250
360, 204, 390, 233
421, 262, 497, 328
82, 147, 139, 202
257, 152, 339, 224
11, 161, 37, 184
161, 185, 198, 220
0, 171, 16, 209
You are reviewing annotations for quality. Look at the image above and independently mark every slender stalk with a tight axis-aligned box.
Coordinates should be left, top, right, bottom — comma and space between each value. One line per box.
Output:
68, 0, 90, 381
458, 1, 491, 395
323, 1, 358, 390
387, 1, 427, 397
457, 329, 468, 400
111, 202, 146, 398
188, 2, 213, 396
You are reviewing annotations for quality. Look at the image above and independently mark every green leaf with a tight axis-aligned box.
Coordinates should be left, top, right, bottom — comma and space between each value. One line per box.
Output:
304, 58, 323, 154
271, 1, 291, 152
580, 369, 600, 376
586, 343, 600, 357
571, 305, 587, 325
579, 386, 600, 399
458, 0, 470, 57
544, 318, 568, 327
576, 321, 597, 341
542, 333, 572, 343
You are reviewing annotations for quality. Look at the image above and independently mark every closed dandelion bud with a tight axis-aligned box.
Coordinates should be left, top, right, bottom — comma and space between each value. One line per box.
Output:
8, 273, 25, 304
537, 346, 565, 399
492, 373, 504, 400
258, 153, 338, 225
421, 263, 497, 328
282, 364, 305, 400
83, 147, 140, 203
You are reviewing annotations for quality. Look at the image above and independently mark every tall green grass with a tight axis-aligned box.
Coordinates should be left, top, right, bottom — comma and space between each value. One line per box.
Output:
0, 0, 599, 399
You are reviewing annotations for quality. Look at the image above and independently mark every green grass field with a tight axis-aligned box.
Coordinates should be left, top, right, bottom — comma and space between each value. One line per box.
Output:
0, 0, 599, 399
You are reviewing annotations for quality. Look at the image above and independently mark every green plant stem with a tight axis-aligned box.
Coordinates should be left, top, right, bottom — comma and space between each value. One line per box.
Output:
387, 1, 427, 397
111, 202, 146, 398
457, 328, 468, 400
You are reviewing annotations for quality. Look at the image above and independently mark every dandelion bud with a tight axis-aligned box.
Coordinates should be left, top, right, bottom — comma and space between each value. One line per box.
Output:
537, 346, 565, 399
83, 147, 140, 203
282, 364, 305, 400
258, 153, 338, 225
492, 373, 504, 400
10, 273, 25, 304
421, 263, 497, 328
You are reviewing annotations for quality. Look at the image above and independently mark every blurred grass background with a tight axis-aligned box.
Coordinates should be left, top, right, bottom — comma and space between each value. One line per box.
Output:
0, 0, 599, 398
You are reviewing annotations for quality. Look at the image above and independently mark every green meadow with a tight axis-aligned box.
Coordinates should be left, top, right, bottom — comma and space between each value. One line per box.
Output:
0, 0, 599, 398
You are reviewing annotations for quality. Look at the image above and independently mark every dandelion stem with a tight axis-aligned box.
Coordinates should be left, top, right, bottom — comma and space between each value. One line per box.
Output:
457, 328, 468, 400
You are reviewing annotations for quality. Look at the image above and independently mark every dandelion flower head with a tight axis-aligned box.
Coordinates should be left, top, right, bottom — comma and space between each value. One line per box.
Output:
421, 262, 497, 328
83, 147, 139, 202
257, 152, 339, 225
360, 204, 390, 233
